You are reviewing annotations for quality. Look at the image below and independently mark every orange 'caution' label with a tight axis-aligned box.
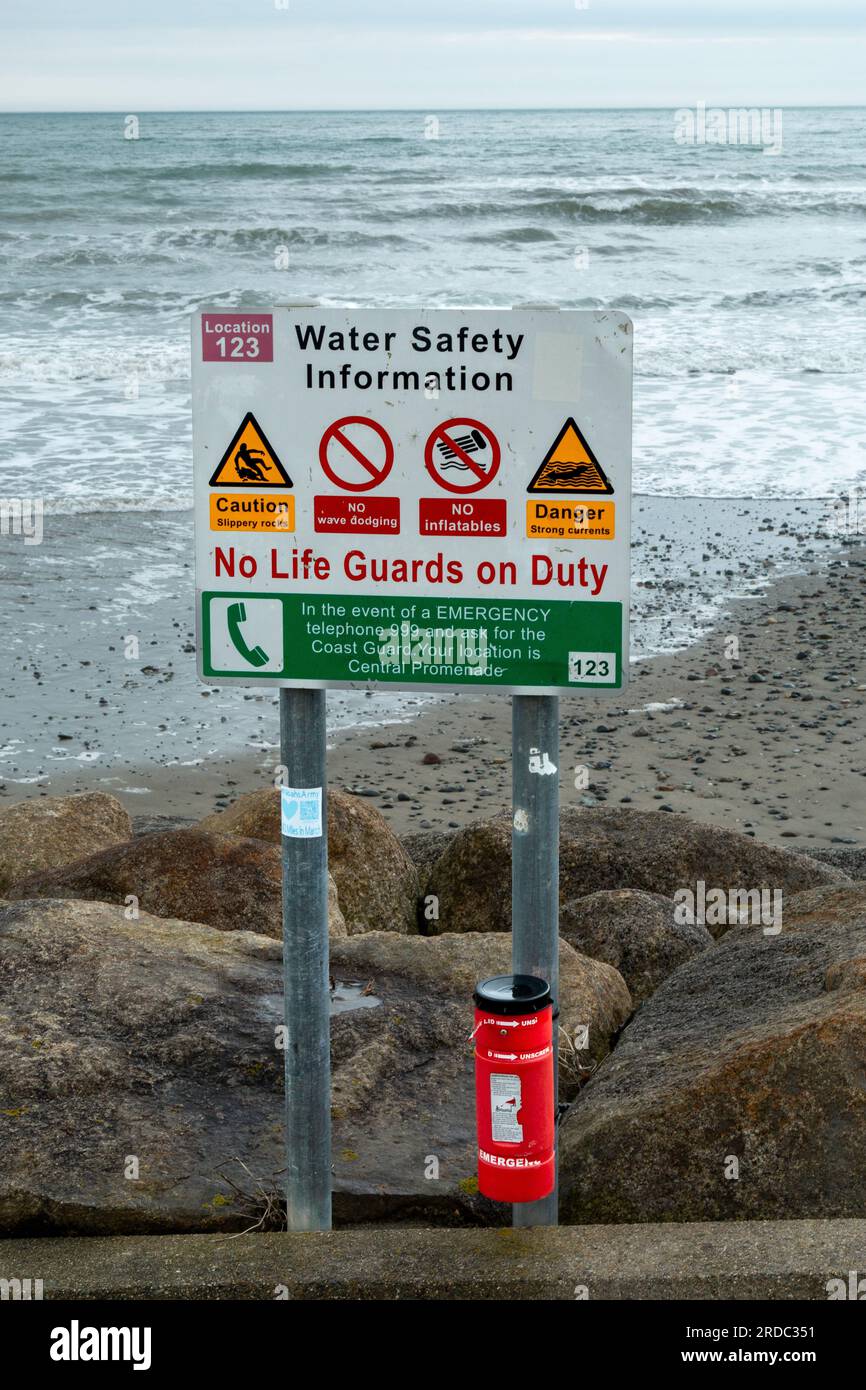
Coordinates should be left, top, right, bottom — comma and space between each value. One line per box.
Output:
209, 493, 295, 532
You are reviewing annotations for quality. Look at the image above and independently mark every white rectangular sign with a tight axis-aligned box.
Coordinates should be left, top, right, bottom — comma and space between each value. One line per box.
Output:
192, 307, 632, 693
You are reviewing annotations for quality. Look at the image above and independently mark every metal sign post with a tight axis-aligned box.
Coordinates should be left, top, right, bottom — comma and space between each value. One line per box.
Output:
191, 305, 631, 1236
279, 687, 331, 1231
511, 693, 560, 1227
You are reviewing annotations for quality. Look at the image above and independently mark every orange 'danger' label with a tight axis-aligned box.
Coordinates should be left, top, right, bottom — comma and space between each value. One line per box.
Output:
526, 499, 615, 540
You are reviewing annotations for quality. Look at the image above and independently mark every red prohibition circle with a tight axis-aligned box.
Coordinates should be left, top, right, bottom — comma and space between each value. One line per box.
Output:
424, 418, 501, 494
319, 416, 395, 492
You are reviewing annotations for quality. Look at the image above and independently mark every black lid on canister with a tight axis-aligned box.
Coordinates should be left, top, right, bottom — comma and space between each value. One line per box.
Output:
474, 974, 551, 1016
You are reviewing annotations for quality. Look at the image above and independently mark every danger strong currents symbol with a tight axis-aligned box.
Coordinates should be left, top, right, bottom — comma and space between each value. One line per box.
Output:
319, 416, 395, 492
424, 418, 501, 494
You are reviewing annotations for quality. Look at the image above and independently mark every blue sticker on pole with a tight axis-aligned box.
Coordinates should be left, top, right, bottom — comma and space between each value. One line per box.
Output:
281, 785, 323, 838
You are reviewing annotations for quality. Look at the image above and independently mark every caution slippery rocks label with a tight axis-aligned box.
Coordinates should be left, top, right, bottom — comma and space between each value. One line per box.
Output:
192, 307, 632, 693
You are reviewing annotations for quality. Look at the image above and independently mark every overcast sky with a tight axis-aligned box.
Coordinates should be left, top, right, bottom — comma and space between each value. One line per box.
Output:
2, 0, 865, 111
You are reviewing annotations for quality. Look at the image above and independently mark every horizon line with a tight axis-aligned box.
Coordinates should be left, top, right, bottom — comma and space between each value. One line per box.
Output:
2, 103, 865, 117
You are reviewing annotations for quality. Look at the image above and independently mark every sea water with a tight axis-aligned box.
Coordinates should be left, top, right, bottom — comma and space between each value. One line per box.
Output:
0, 108, 863, 783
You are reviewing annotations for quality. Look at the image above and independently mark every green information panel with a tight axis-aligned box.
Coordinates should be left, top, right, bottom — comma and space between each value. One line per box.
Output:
201, 591, 623, 691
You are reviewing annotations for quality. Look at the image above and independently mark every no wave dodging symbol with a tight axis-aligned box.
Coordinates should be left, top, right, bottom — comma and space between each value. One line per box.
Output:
319, 416, 394, 492
424, 418, 501, 494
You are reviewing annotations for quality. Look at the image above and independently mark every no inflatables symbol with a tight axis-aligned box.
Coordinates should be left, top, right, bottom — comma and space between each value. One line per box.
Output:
319, 416, 395, 493
424, 418, 501, 494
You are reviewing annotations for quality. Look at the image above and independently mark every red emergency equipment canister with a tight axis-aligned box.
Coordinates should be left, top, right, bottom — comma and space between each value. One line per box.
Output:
473, 974, 555, 1203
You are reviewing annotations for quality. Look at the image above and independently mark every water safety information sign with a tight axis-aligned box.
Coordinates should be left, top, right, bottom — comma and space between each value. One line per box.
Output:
192, 308, 632, 693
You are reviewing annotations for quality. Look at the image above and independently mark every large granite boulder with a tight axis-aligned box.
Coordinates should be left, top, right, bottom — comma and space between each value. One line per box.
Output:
0, 898, 297, 1234
428, 808, 847, 935
200, 788, 418, 934
329, 931, 630, 1217
803, 846, 866, 881
401, 830, 455, 896
559, 883, 866, 1224
0, 792, 131, 894
559, 889, 714, 1005
0, 900, 628, 1234
5, 828, 345, 939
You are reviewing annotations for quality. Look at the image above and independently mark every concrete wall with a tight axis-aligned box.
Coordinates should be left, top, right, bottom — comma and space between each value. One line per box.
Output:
3, 1219, 866, 1299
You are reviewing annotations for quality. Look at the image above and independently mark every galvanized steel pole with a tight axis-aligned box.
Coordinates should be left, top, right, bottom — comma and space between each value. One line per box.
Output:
280, 686, 332, 1231
511, 693, 560, 1227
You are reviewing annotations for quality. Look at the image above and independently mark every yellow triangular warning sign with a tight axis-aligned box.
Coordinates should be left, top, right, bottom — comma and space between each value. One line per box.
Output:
209, 412, 292, 488
527, 418, 613, 495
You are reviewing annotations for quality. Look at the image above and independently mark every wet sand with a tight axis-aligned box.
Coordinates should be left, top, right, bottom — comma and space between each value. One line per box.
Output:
0, 497, 842, 810
322, 547, 866, 849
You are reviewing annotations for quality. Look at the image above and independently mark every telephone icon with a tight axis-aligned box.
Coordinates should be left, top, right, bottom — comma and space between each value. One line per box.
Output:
226, 600, 270, 668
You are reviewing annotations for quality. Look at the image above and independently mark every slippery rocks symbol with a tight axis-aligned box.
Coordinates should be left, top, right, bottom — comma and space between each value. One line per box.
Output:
210, 413, 293, 488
